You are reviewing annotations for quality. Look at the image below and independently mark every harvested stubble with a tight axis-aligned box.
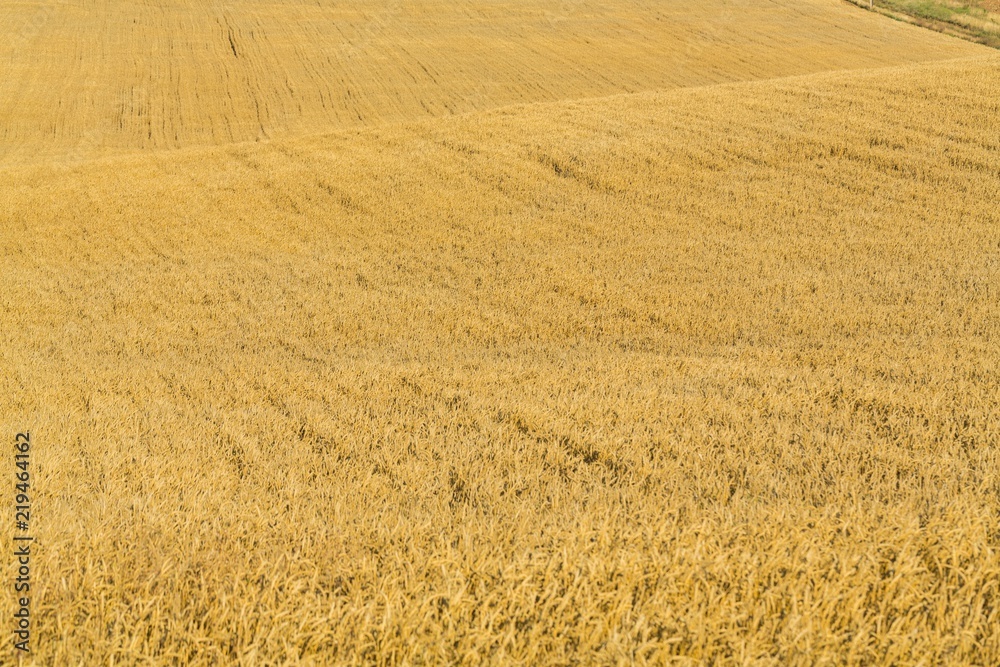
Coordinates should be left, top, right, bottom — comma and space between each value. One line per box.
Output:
0, 0, 987, 167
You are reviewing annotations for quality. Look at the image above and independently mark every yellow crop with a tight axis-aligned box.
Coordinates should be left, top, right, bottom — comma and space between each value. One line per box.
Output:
0, 0, 985, 167
1, 0, 998, 665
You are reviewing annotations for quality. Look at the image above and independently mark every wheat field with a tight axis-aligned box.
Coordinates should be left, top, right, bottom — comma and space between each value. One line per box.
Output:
0, 0, 987, 167
2, 0, 1000, 665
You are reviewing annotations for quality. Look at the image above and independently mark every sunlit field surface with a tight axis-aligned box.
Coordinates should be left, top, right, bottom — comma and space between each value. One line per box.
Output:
0, 0, 985, 166
1, 0, 999, 664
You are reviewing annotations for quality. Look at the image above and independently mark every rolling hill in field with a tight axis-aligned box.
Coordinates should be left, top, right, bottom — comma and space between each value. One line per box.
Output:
0, 0, 987, 167
2, 0, 999, 664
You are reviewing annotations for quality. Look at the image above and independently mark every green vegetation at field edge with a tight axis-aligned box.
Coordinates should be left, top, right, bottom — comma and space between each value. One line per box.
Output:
848, 0, 1000, 47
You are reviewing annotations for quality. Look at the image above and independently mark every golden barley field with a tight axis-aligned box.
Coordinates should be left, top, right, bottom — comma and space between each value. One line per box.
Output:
2, 0, 1000, 665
